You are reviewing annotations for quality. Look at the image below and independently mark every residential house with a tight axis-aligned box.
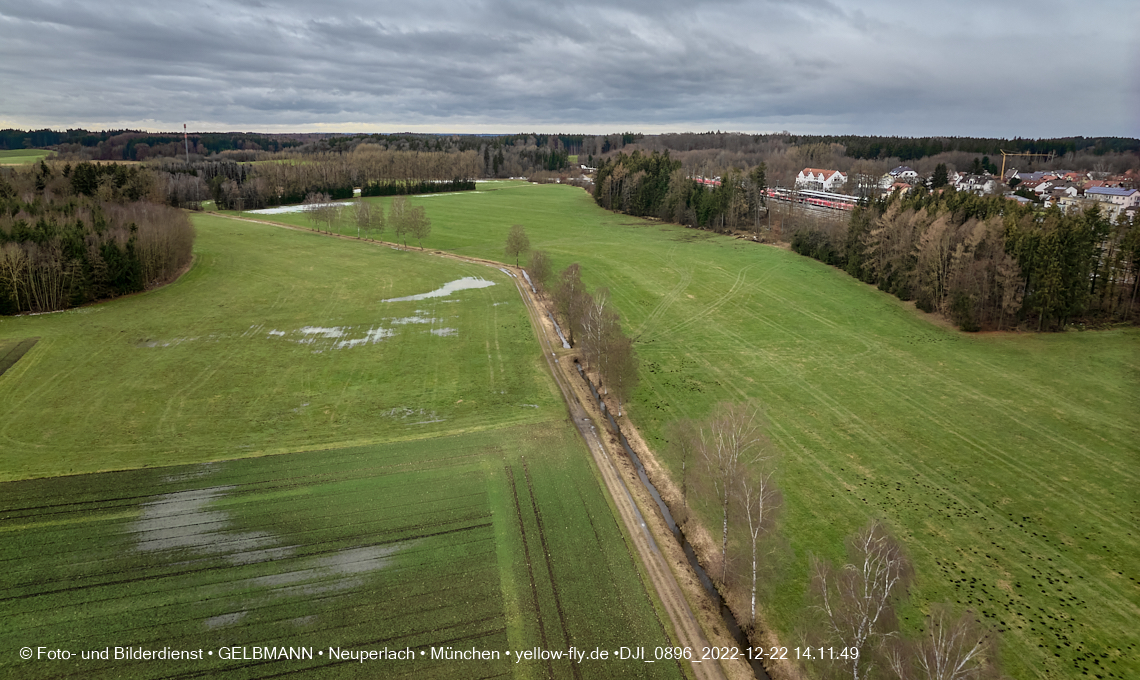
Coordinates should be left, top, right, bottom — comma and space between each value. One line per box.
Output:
880, 165, 918, 188
795, 168, 848, 192
1085, 187, 1140, 213
954, 174, 997, 195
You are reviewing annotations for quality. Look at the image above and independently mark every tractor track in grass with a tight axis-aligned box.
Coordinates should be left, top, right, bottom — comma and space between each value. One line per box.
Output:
506, 464, 554, 678
215, 211, 741, 680
522, 458, 581, 680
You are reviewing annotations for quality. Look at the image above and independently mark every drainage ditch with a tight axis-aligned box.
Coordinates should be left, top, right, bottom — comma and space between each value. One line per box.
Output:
575, 362, 771, 680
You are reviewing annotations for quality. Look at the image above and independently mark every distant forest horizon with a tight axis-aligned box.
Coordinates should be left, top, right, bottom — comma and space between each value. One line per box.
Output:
4, 127, 1139, 165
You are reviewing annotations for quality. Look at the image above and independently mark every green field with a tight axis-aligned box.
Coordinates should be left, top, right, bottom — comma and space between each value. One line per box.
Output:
246, 184, 1140, 679
0, 149, 54, 164
0, 214, 680, 679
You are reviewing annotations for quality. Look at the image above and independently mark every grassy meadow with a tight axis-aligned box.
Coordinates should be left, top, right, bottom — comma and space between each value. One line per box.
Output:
0, 149, 55, 165
254, 183, 1140, 679
0, 213, 680, 679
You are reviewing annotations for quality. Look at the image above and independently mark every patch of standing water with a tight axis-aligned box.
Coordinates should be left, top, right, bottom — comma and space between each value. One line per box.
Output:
298, 326, 346, 339
245, 203, 339, 215
390, 314, 436, 325
131, 485, 289, 566
333, 327, 393, 349
547, 312, 571, 349
382, 277, 495, 302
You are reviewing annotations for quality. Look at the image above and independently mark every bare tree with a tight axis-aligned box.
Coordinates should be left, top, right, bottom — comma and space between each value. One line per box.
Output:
302, 192, 330, 231
581, 286, 613, 373
553, 263, 588, 347
665, 418, 700, 512
352, 197, 373, 238
505, 224, 530, 266
606, 332, 638, 417
390, 196, 409, 249
701, 403, 768, 584
526, 249, 552, 293
812, 520, 913, 680
407, 205, 431, 249
884, 605, 999, 680
740, 465, 781, 628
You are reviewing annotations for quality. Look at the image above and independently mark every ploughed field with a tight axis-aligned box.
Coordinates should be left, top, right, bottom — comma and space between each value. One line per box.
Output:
273, 183, 1139, 680
0, 214, 680, 679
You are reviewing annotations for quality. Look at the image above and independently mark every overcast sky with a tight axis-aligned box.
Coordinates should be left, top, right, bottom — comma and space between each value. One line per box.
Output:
1, 0, 1136, 138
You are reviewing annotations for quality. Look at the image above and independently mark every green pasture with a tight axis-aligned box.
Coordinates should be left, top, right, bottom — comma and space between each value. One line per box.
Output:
263, 184, 1139, 679
0, 211, 679, 679
0, 213, 558, 479
0, 425, 677, 679
0, 149, 54, 165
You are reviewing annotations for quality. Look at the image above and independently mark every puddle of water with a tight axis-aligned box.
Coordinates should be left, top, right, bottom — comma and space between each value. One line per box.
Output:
298, 326, 346, 338
547, 312, 571, 349
521, 270, 536, 293
390, 315, 436, 325
204, 611, 248, 629
334, 327, 393, 349
132, 485, 291, 566
246, 203, 339, 215
382, 277, 495, 302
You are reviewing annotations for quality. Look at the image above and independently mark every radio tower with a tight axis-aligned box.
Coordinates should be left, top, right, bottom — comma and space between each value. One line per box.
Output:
184, 124, 190, 164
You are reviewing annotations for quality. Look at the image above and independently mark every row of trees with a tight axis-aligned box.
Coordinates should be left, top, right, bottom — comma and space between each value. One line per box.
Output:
669, 404, 999, 679
0, 165, 193, 315
791, 188, 1138, 330
301, 194, 432, 250
514, 236, 640, 417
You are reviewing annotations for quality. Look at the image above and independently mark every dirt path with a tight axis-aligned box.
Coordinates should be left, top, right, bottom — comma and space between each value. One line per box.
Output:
212, 213, 744, 680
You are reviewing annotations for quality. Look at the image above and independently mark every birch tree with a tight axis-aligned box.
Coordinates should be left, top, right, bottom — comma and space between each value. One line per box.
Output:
812, 520, 913, 680
701, 403, 768, 584
884, 605, 999, 680
740, 466, 781, 628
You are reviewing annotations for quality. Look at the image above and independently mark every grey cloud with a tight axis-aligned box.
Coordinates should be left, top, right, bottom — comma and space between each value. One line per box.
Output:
0, 0, 1134, 136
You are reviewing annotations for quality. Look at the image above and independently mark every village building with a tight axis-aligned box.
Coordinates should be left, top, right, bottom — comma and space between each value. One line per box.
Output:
879, 165, 918, 188
1083, 187, 1140, 219
795, 168, 847, 192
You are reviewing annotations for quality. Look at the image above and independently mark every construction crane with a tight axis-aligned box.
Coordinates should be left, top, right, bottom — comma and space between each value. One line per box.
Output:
1000, 149, 1056, 181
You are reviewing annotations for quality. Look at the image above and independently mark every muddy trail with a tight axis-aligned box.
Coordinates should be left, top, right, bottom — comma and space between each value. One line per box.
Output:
214, 212, 753, 680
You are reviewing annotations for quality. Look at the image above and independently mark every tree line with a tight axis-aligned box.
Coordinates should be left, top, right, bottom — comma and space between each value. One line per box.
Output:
593, 150, 769, 234
300, 194, 432, 250
0, 163, 193, 315
790, 188, 1138, 330
668, 404, 1002, 680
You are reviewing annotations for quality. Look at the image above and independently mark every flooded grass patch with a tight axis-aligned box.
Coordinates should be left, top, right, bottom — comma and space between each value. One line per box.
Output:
0, 426, 680, 679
